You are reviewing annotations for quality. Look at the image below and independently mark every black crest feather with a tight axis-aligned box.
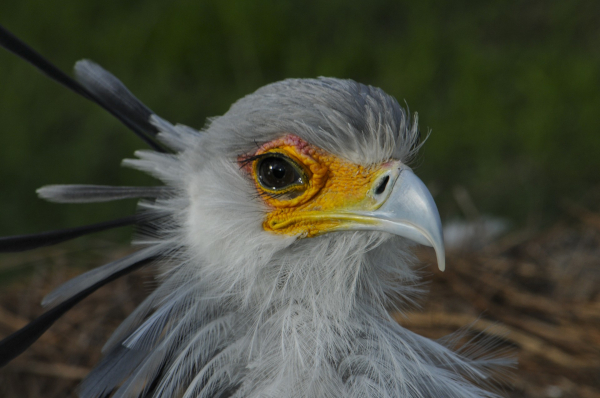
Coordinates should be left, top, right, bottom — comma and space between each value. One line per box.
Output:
0, 24, 165, 152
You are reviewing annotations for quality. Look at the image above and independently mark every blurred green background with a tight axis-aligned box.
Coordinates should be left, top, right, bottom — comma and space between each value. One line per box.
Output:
0, 0, 599, 238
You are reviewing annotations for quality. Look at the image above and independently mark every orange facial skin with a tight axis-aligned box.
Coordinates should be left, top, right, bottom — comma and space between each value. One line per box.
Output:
240, 135, 397, 238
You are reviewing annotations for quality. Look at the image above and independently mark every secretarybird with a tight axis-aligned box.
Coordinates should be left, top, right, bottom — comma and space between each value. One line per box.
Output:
0, 24, 511, 398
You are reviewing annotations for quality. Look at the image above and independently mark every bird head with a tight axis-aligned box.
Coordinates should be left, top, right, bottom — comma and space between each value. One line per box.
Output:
128, 77, 444, 311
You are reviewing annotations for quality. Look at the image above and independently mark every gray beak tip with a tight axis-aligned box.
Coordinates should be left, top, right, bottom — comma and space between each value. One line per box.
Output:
437, 253, 446, 272
360, 167, 446, 272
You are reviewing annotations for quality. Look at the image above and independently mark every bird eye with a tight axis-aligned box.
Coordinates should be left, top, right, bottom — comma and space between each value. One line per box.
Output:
256, 154, 305, 192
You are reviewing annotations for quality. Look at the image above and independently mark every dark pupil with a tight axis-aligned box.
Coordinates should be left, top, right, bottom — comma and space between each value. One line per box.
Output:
259, 157, 299, 189
271, 163, 286, 179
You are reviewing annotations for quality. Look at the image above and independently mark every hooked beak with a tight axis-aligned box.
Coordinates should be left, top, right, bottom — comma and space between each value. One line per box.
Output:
348, 167, 446, 271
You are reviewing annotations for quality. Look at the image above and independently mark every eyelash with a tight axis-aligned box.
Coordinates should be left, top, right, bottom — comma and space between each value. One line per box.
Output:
238, 154, 263, 170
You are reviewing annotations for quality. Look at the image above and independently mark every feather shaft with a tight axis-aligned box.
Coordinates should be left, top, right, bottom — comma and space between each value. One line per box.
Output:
42, 245, 165, 307
0, 215, 138, 253
37, 185, 169, 203
0, 24, 165, 152
0, 255, 156, 368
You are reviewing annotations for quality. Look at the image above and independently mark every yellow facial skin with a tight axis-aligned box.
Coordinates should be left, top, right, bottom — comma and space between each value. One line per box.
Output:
241, 135, 399, 238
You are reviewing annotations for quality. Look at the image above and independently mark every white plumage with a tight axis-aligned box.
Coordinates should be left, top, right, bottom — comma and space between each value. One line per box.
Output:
0, 28, 512, 398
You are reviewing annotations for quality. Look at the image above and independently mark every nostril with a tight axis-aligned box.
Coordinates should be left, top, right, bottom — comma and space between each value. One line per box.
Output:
375, 175, 389, 195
